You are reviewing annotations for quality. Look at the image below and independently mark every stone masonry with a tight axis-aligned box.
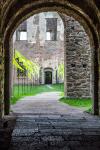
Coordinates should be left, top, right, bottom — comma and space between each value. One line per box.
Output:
13, 12, 64, 85
64, 16, 91, 98
0, 2, 4, 117
8, 114, 100, 150
0, 36, 4, 117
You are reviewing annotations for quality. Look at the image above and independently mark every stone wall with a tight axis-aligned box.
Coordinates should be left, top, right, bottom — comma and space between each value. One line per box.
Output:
0, 38, 4, 117
64, 16, 91, 98
13, 12, 64, 85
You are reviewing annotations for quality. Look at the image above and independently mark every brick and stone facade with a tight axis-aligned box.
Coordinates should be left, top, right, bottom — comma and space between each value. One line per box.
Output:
13, 12, 64, 85
13, 12, 91, 98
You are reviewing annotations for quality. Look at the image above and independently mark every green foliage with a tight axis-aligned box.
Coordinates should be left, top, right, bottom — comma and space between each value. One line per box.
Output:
11, 83, 92, 113
13, 57, 24, 71
85, 108, 92, 114
11, 83, 64, 104
59, 97, 92, 110
13, 50, 40, 79
58, 63, 64, 80
51, 83, 64, 92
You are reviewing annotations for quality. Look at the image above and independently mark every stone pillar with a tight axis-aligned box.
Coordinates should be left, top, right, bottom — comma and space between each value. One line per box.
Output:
0, 36, 4, 118
0, 1, 4, 117
64, 25, 67, 97
91, 47, 99, 115
4, 40, 12, 115
99, 47, 100, 115
41, 68, 44, 84
52, 69, 56, 84
64, 16, 91, 98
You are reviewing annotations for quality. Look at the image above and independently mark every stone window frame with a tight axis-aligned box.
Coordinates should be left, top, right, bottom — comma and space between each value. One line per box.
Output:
45, 18, 58, 41
16, 21, 27, 41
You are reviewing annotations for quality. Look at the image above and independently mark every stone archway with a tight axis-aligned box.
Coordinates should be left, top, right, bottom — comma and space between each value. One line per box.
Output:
0, 0, 100, 117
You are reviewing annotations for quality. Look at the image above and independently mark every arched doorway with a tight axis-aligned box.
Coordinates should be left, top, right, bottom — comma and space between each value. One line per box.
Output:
44, 68, 53, 84
45, 71, 52, 84
0, 0, 100, 117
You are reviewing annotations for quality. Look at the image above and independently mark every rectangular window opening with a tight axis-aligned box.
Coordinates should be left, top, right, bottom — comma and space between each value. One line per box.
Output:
16, 21, 27, 41
20, 31, 27, 40
46, 18, 57, 41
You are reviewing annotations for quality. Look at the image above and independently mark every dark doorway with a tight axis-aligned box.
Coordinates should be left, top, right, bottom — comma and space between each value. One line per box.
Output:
45, 71, 52, 84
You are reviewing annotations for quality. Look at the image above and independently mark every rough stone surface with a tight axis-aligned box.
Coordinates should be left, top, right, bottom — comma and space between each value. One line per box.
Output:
0, 115, 16, 150
1, 92, 100, 149
64, 16, 91, 98
8, 114, 100, 150
0, 36, 4, 117
8, 92, 100, 150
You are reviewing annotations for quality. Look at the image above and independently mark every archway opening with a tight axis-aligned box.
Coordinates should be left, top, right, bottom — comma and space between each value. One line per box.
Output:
2, 1, 99, 116
11, 12, 65, 112
7, 10, 94, 116
0, 1, 100, 149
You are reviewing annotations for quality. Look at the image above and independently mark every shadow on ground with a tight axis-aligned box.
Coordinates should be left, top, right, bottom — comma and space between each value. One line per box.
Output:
1, 92, 100, 150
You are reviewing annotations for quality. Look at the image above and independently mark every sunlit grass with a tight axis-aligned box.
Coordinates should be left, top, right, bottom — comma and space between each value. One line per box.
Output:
59, 97, 92, 111
11, 83, 64, 104
11, 83, 92, 113
51, 83, 64, 92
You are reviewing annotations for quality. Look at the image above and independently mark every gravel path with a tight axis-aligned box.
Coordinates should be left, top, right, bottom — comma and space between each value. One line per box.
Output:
11, 92, 85, 116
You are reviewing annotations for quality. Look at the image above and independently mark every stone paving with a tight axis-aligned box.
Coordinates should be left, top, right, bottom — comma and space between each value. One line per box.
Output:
0, 115, 16, 150
9, 113, 100, 150
7, 92, 100, 150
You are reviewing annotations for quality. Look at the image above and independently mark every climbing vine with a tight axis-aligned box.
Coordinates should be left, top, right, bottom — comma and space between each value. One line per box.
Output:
13, 50, 40, 79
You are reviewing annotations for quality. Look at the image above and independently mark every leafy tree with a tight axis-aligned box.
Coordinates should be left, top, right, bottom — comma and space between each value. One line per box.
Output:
13, 50, 40, 79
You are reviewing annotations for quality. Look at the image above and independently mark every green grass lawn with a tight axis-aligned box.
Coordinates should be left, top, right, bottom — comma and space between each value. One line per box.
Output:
11, 84, 56, 104
51, 83, 64, 92
11, 83, 92, 113
59, 97, 92, 111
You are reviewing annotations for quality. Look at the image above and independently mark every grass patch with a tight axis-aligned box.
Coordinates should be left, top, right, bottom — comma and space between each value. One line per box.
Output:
11, 83, 92, 113
51, 83, 64, 92
11, 84, 64, 104
85, 108, 92, 114
59, 97, 92, 110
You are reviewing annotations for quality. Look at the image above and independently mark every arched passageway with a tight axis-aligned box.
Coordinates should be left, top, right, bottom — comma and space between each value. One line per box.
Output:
0, 0, 100, 117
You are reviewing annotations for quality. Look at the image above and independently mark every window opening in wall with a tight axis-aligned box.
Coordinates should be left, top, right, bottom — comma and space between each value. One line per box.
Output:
46, 18, 57, 41
46, 32, 51, 40
16, 21, 27, 41
19, 31, 27, 40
